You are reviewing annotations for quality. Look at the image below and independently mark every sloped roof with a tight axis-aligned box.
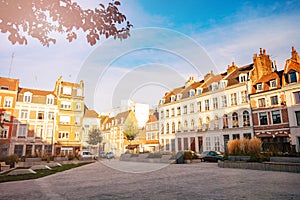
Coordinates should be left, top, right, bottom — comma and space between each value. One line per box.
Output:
19, 88, 56, 96
84, 110, 99, 118
0, 77, 19, 91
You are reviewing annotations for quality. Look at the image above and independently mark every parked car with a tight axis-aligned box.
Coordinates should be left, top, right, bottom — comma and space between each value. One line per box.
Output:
200, 151, 224, 162
99, 151, 106, 158
106, 152, 115, 159
78, 151, 98, 159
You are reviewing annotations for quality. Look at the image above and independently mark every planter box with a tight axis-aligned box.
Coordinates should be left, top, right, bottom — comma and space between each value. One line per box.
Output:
25, 158, 42, 162
270, 157, 300, 163
228, 156, 250, 161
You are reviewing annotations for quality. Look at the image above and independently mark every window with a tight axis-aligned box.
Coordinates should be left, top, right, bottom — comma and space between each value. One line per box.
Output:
223, 114, 228, 128
160, 99, 165, 104
219, 80, 227, 88
184, 120, 188, 131
205, 99, 210, 111
166, 123, 169, 134
190, 103, 194, 113
259, 112, 268, 125
20, 110, 28, 119
60, 101, 71, 109
177, 94, 182, 100
171, 108, 175, 116
48, 112, 55, 120
75, 117, 81, 125
243, 111, 250, 127
296, 111, 300, 126
288, 71, 297, 83
0, 127, 8, 138
183, 105, 187, 114
293, 91, 300, 104
170, 95, 175, 102
214, 116, 218, 130
270, 96, 278, 105
241, 91, 248, 103
270, 79, 277, 88
232, 112, 239, 128
191, 119, 195, 130
221, 95, 227, 107
258, 98, 266, 107
213, 97, 218, 109
23, 92, 32, 103
189, 90, 195, 97
46, 95, 54, 105
231, 93, 237, 106
76, 102, 81, 110
239, 74, 247, 83
177, 121, 181, 132
214, 136, 220, 151
46, 127, 53, 137
60, 115, 70, 124
77, 89, 83, 96
160, 111, 164, 118
211, 82, 218, 91
243, 133, 251, 139
177, 107, 181, 115
1, 86, 9, 90
4, 97, 13, 107
206, 117, 210, 130
37, 111, 44, 120
233, 134, 240, 140
196, 118, 202, 132
59, 132, 69, 139
172, 122, 175, 133
257, 83, 263, 91
272, 110, 281, 124
197, 101, 201, 112
166, 109, 169, 117
205, 137, 211, 151
18, 124, 27, 137
63, 87, 72, 95
36, 125, 43, 138
75, 132, 80, 140
3, 112, 10, 122
196, 88, 202, 95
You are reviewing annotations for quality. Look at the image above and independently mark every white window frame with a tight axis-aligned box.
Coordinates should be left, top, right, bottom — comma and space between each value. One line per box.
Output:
59, 132, 69, 139
18, 124, 27, 137
60, 101, 71, 110
0, 126, 9, 138
270, 79, 277, 88
4, 97, 13, 108
23, 92, 32, 103
46, 95, 54, 105
20, 110, 29, 119
63, 87, 72, 95
257, 83, 263, 91
59, 115, 70, 124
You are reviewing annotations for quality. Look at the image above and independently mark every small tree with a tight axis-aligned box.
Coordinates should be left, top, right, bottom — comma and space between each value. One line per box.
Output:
123, 122, 138, 146
87, 129, 103, 156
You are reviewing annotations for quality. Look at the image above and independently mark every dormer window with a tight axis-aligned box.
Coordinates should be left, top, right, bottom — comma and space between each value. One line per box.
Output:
270, 79, 276, 88
170, 95, 176, 102
24, 92, 32, 103
177, 93, 182, 100
46, 95, 54, 105
256, 83, 263, 91
212, 82, 218, 91
63, 87, 72, 95
219, 80, 227, 89
189, 90, 195, 97
196, 88, 202, 95
288, 71, 297, 83
239, 74, 248, 83
1, 86, 9, 90
160, 99, 165, 104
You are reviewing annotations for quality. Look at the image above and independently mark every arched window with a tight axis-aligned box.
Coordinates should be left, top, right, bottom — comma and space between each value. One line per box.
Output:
243, 111, 250, 126
198, 118, 202, 131
184, 120, 188, 131
206, 116, 210, 130
223, 114, 228, 129
178, 121, 181, 132
214, 115, 219, 130
172, 122, 175, 133
191, 119, 195, 130
232, 112, 239, 128
166, 123, 169, 134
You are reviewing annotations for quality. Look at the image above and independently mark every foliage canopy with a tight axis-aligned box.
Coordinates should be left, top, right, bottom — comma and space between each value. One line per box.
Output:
0, 0, 132, 46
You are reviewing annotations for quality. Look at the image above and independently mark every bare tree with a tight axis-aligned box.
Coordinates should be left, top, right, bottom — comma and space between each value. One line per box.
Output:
87, 128, 103, 155
0, 0, 132, 46
123, 122, 138, 145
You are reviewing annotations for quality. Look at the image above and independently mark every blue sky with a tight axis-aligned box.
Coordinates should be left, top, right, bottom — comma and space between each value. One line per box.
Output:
1, 0, 300, 113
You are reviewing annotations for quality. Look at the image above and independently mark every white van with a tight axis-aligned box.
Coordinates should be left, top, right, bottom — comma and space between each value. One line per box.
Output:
78, 151, 98, 159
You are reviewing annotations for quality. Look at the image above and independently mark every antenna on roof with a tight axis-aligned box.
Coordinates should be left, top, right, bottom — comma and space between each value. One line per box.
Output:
8, 52, 14, 78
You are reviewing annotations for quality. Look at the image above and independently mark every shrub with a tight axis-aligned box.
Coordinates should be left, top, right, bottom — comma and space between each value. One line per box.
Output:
0, 154, 19, 168
228, 139, 241, 156
228, 138, 262, 160
183, 150, 193, 160
248, 138, 262, 161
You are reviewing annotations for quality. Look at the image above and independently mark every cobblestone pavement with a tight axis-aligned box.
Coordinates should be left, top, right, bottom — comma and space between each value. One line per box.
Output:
1, 160, 300, 200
